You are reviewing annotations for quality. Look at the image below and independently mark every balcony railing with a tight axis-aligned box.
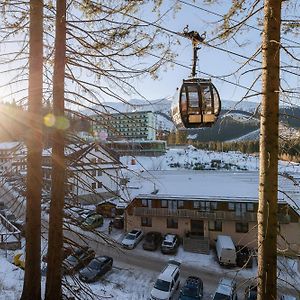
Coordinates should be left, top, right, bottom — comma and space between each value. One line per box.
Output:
133, 207, 257, 222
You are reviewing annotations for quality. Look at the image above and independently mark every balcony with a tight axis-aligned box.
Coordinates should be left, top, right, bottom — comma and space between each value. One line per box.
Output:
133, 208, 257, 222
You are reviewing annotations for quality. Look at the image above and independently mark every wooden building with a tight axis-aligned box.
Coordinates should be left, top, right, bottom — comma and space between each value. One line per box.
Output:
125, 194, 300, 255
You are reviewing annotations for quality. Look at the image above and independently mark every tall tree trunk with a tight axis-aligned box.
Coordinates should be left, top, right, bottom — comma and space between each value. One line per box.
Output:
257, 1, 281, 299
20, 1, 43, 299
45, 0, 66, 299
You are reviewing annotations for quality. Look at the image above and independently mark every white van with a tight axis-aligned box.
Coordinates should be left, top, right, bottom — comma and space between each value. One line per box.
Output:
150, 260, 180, 300
216, 235, 236, 266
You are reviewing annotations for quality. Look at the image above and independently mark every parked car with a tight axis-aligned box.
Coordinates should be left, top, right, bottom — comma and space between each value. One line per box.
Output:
121, 229, 143, 249
179, 276, 203, 300
62, 247, 95, 275
161, 233, 180, 254
79, 256, 113, 283
113, 215, 124, 229
150, 260, 181, 300
212, 278, 237, 300
142, 231, 162, 251
236, 245, 253, 268
81, 214, 103, 230
280, 295, 298, 300
216, 235, 237, 266
42, 246, 73, 263
244, 284, 257, 300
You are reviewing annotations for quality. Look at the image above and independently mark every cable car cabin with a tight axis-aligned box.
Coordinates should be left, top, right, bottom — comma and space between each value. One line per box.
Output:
172, 78, 221, 129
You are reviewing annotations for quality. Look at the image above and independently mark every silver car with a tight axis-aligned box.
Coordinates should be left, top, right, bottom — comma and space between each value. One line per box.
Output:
121, 229, 143, 249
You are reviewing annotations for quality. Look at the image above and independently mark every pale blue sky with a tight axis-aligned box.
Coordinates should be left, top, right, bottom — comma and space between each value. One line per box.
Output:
127, 0, 300, 108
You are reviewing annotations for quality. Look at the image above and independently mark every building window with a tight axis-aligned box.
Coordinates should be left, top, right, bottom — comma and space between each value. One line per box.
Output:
142, 199, 151, 207
193, 201, 200, 209
236, 222, 249, 233
209, 220, 222, 231
141, 217, 152, 227
178, 201, 184, 208
211, 202, 217, 210
161, 200, 167, 208
97, 170, 102, 176
200, 201, 217, 211
97, 182, 102, 189
247, 203, 254, 211
228, 203, 235, 210
91, 182, 96, 189
167, 218, 178, 229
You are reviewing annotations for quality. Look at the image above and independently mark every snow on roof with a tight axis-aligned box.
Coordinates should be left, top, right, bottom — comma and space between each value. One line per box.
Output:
125, 170, 299, 210
0, 141, 21, 150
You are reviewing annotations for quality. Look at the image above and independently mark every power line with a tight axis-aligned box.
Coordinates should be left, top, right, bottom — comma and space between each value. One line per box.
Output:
179, 0, 300, 47
93, 2, 300, 79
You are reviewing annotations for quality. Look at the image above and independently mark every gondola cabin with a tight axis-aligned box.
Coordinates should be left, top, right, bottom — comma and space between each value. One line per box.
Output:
172, 78, 221, 129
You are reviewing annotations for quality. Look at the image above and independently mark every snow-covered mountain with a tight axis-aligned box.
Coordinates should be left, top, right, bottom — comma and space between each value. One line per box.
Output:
82, 98, 300, 142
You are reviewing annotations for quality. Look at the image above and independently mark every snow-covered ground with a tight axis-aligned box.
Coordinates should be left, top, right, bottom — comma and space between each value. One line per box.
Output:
121, 146, 300, 173
119, 147, 300, 211
1, 147, 300, 299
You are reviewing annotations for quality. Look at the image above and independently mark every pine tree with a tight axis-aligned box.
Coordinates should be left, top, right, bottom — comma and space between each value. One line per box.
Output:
20, 1, 43, 299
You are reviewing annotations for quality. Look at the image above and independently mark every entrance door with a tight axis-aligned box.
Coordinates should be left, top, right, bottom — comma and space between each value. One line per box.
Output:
190, 220, 204, 236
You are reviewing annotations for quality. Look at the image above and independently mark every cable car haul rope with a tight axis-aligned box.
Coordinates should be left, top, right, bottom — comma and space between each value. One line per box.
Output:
172, 27, 221, 129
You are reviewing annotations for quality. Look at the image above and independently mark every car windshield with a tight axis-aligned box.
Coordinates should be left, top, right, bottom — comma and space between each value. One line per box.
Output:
67, 255, 78, 263
163, 241, 173, 247
182, 286, 198, 297
88, 260, 101, 270
125, 234, 135, 240
154, 279, 170, 292
213, 293, 230, 300
85, 216, 95, 225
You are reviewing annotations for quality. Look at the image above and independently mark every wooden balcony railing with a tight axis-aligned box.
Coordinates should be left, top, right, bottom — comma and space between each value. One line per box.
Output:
133, 207, 258, 222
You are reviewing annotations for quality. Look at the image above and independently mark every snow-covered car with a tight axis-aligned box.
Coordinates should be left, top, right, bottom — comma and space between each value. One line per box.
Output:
161, 233, 180, 254
212, 278, 237, 300
121, 229, 143, 249
150, 260, 181, 300
280, 295, 298, 300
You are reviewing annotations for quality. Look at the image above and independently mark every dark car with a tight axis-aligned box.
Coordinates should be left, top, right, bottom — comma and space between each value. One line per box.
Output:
179, 276, 203, 300
79, 256, 113, 283
236, 245, 253, 268
161, 233, 180, 254
42, 246, 72, 263
142, 231, 162, 251
113, 216, 124, 229
62, 247, 95, 275
244, 284, 257, 300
